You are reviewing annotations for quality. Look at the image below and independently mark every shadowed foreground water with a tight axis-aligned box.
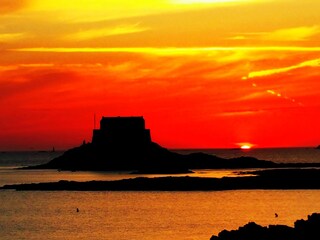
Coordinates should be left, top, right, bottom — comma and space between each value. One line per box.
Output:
1, 190, 320, 240
1, 149, 320, 239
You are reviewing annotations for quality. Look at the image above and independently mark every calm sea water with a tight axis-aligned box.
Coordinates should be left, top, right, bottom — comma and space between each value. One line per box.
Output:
175, 147, 320, 164
0, 148, 320, 240
1, 190, 320, 240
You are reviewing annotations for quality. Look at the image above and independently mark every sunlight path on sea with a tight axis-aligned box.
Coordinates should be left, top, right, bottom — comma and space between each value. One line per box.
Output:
0, 190, 319, 240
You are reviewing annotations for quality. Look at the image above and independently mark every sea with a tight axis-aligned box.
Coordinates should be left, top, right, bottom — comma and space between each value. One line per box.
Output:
0, 148, 320, 240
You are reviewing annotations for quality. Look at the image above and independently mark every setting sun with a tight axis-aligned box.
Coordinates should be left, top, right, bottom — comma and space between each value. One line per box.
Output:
240, 144, 253, 150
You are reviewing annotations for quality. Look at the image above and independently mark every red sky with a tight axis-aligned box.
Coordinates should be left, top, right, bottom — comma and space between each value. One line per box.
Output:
0, 0, 320, 150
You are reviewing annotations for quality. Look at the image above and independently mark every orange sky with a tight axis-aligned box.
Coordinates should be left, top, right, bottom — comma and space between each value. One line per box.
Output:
0, 0, 319, 150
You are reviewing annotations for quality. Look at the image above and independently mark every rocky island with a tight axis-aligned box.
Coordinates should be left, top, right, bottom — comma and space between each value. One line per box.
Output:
24, 116, 284, 173
23, 116, 320, 173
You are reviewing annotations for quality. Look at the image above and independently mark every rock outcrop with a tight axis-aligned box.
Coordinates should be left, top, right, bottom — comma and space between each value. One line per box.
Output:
210, 213, 320, 240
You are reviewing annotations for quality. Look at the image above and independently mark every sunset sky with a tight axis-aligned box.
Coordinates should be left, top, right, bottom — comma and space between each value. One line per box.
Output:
1, 0, 319, 150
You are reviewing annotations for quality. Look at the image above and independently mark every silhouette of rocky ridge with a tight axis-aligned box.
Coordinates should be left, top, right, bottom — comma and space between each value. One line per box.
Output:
210, 213, 320, 240
23, 116, 317, 172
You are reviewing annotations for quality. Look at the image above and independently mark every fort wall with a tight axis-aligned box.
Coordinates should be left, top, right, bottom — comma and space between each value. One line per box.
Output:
92, 116, 151, 145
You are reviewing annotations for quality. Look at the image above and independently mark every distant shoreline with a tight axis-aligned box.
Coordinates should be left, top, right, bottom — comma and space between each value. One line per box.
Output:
2, 168, 320, 191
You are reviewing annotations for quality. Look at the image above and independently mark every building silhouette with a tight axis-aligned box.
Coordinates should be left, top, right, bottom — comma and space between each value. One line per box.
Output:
92, 116, 151, 146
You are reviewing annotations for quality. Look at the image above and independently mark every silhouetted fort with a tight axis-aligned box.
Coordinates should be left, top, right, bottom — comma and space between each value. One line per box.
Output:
92, 116, 151, 145
25, 115, 320, 172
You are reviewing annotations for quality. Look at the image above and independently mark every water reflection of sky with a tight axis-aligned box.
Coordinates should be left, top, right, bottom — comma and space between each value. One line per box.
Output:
191, 169, 255, 178
0, 168, 257, 187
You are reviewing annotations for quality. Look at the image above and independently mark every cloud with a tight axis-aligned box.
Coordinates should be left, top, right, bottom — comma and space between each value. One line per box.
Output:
216, 109, 265, 117
0, 66, 78, 101
227, 35, 247, 40
246, 58, 320, 79
236, 92, 267, 101
29, 0, 189, 23
0, 0, 29, 13
0, 32, 26, 42
228, 26, 320, 42
65, 23, 150, 41
263, 26, 320, 41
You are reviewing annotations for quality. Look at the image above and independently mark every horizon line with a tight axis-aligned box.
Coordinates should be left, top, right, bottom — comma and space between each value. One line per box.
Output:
1, 146, 317, 152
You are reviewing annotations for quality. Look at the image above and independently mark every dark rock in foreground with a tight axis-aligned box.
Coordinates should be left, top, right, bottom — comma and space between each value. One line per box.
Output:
2, 168, 320, 191
210, 213, 320, 240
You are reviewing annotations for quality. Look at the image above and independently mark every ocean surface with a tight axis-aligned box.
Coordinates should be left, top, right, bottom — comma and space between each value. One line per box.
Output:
0, 148, 320, 240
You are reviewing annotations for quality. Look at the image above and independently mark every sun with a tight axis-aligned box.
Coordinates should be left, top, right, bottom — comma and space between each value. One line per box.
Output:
240, 144, 252, 150
238, 143, 254, 150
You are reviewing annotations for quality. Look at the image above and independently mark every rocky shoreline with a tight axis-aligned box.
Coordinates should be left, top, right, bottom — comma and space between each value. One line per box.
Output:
211, 213, 320, 240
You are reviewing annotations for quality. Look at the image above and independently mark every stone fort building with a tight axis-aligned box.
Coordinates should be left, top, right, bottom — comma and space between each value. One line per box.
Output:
92, 116, 151, 146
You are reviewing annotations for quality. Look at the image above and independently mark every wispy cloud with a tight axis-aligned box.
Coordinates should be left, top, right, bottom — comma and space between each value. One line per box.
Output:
236, 92, 267, 101
0, 67, 77, 100
228, 26, 320, 42
246, 58, 320, 79
263, 26, 320, 41
216, 109, 266, 117
18, 63, 55, 68
0, 32, 26, 42
65, 23, 150, 41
